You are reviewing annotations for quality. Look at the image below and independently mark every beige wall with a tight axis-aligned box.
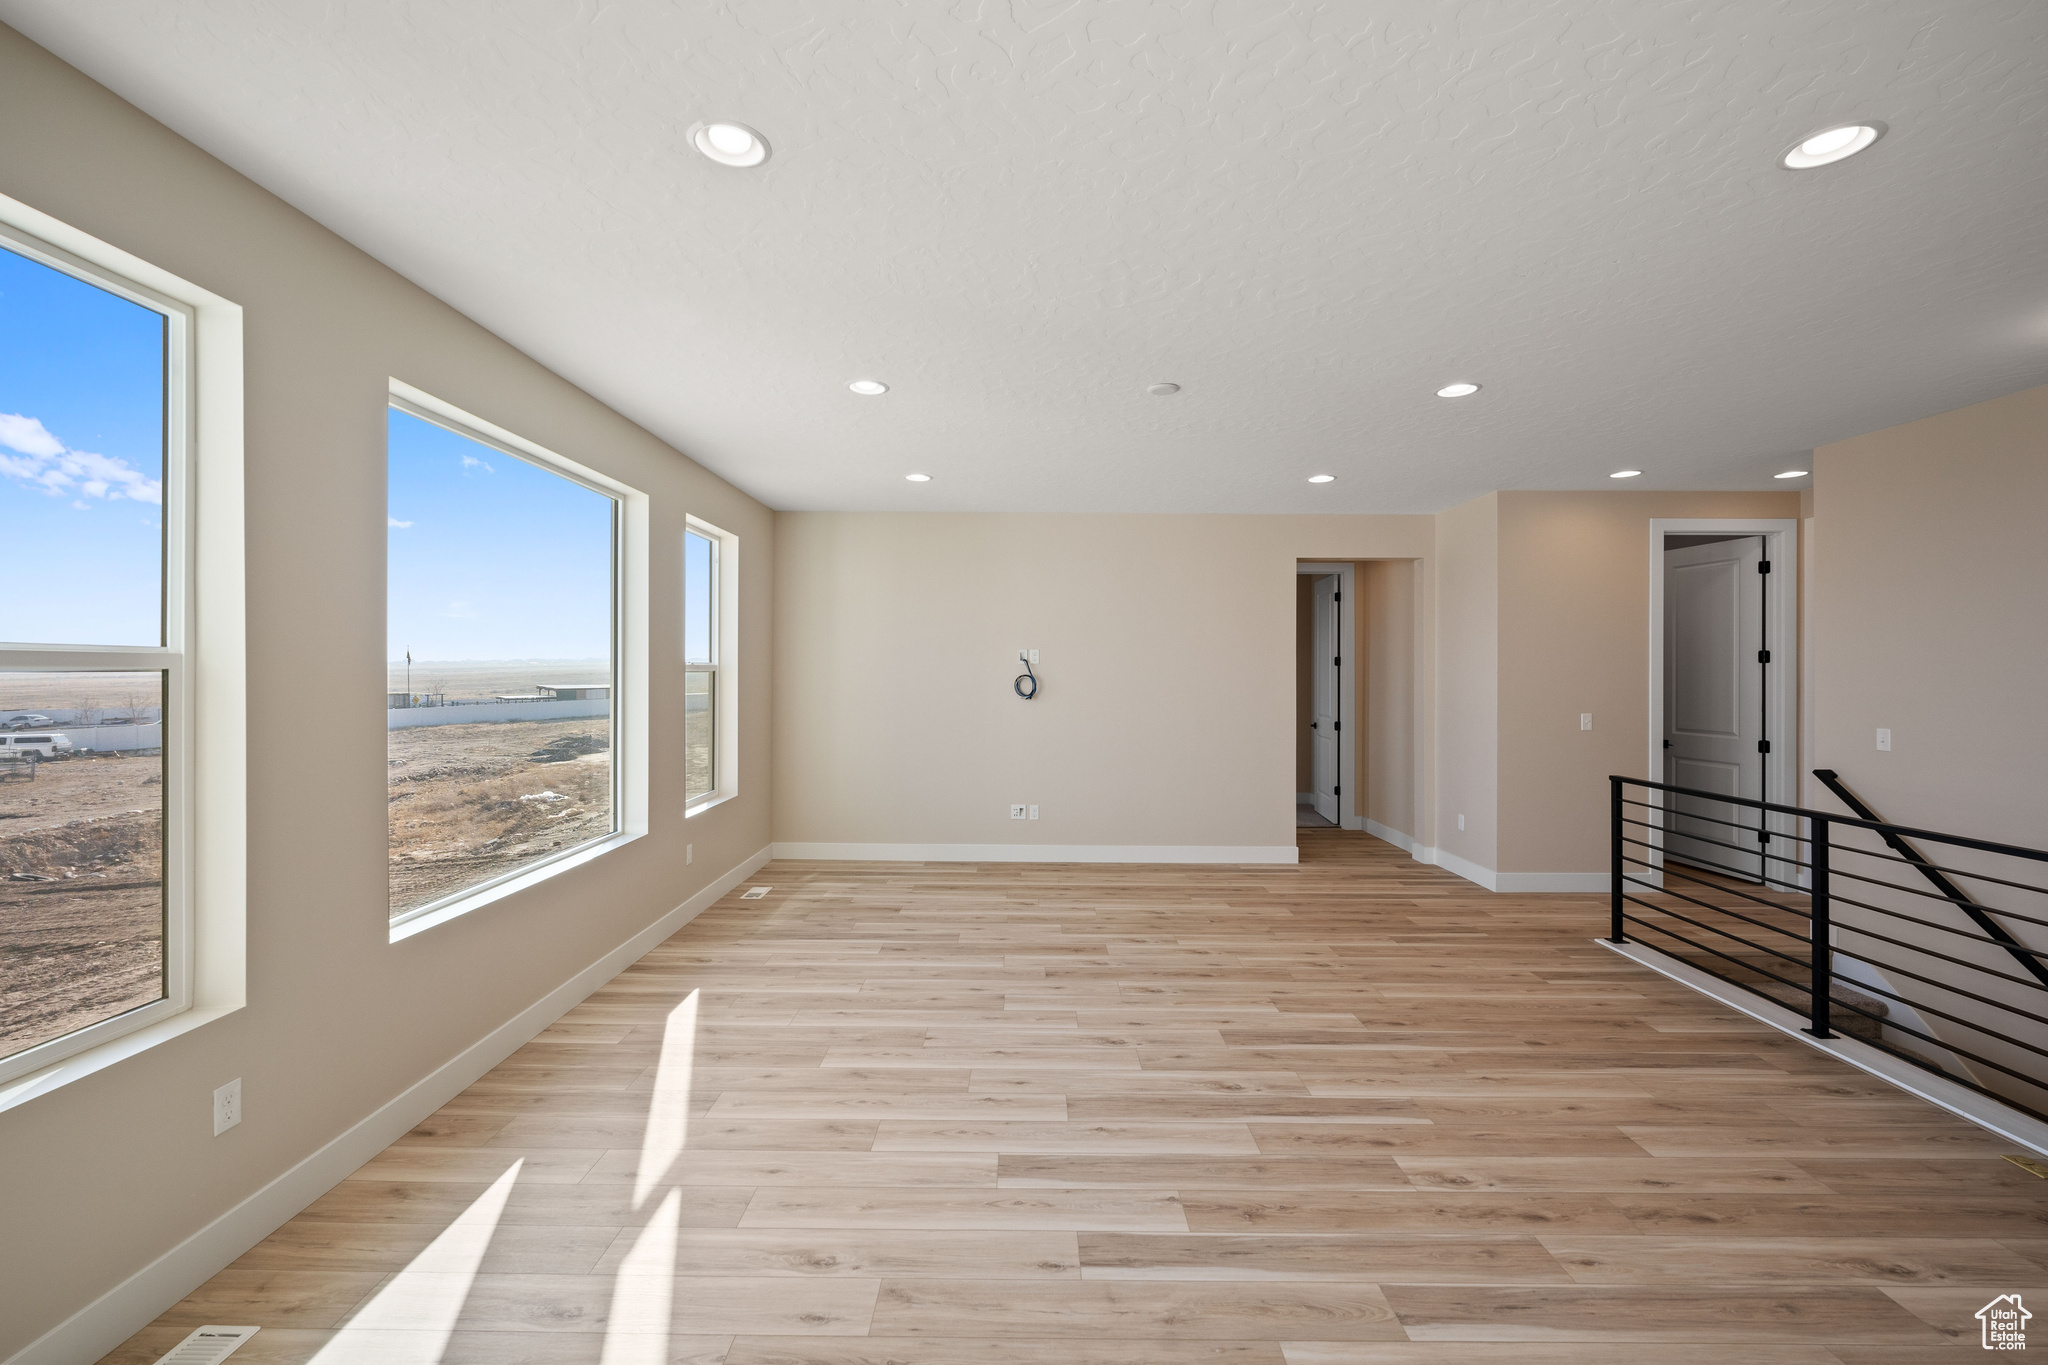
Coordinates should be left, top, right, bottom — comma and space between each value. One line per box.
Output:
0, 28, 772, 1358
1810, 383, 2048, 843
772, 514, 1433, 853
1433, 494, 1500, 871
1494, 490, 1798, 873
1295, 575, 1314, 793
1361, 558, 1418, 839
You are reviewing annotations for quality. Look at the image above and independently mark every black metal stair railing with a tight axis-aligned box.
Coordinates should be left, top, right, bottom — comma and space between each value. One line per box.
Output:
1608, 772, 2048, 1120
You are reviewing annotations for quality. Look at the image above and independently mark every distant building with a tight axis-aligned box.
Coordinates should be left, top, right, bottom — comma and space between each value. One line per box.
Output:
540, 683, 610, 700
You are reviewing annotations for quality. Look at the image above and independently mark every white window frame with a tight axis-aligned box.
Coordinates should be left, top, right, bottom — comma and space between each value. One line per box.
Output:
386, 381, 649, 942
0, 199, 246, 1108
684, 515, 738, 815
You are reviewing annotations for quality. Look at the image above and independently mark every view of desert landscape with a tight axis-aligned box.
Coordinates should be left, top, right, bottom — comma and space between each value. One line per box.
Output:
0, 748, 164, 1059
388, 715, 613, 916
386, 660, 616, 918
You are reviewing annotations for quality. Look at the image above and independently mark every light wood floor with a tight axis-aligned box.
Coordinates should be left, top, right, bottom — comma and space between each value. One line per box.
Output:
102, 829, 2048, 1363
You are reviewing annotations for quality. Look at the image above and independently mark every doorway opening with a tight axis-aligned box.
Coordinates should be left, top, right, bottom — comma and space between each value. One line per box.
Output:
1296, 568, 1344, 828
1648, 519, 1798, 887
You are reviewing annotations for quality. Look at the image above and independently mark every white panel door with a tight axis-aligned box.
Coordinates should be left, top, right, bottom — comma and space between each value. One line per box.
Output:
1664, 538, 1764, 879
1311, 574, 1340, 825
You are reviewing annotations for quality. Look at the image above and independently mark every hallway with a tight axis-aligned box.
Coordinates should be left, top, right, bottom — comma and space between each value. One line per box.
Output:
108, 830, 2043, 1361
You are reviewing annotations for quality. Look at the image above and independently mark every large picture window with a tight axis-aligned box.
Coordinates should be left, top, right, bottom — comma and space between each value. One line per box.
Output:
0, 229, 189, 1083
387, 399, 622, 924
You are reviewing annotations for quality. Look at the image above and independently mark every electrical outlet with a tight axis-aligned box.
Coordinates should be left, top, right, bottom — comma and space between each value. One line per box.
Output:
1029, 650, 1038, 665
1458, 814, 1466, 831
685, 843, 693, 865
1028, 805, 1039, 820
1580, 713, 1593, 731
1010, 804, 1027, 820
213, 1078, 241, 1135
1876, 728, 1892, 752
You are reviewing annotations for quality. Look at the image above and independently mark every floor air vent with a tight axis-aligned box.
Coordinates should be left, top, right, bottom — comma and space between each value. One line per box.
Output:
153, 1326, 259, 1364
740, 886, 770, 899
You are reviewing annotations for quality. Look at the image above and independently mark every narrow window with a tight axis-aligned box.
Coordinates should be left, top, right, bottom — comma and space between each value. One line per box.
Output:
387, 401, 621, 924
683, 528, 717, 807
0, 230, 189, 1083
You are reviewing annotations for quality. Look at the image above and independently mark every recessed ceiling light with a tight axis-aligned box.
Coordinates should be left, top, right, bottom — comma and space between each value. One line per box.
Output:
1436, 382, 1481, 398
847, 379, 888, 396
1782, 122, 1885, 169
1307, 474, 1336, 484
691, 121, 770, 168
904, 473, 931, 482
1147, 383, 1181, 396
1610, 470, 1642, 479
1774, 469, 1809, 479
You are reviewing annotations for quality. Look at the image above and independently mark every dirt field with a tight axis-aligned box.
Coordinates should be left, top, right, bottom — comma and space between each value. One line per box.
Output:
0, 752, 165, 1061
389, 716, 613, 917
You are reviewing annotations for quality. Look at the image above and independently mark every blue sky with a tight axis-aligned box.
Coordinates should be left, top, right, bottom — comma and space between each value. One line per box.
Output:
387, 407, 614, 662
0, 245, 165, 647
685, 531, 713, 663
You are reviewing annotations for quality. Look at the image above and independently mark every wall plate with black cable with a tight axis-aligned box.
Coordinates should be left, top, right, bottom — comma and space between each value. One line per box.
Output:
1014, 650, 1039, 700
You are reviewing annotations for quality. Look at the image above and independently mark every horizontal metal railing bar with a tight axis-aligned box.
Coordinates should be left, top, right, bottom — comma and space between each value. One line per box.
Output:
1618, 795, 1814, 846
1619, 800, 1772, 841
1815, 985, 2048, 1095
1620, 894, 1812, 969
1820, 950, 2048, 1039
1825, 865, 2048, 931
1626, 925, 2048, 1121
1615, 777, 2048, 865
1824, 841, 2048, 899
1831, 917, 2048, 996
1630, 866, 1816, 940
1621, 913, 1818, 1001
1828, 889, 2048, 958
1620, 819, 1816, 877
1647, 854, 1817, 919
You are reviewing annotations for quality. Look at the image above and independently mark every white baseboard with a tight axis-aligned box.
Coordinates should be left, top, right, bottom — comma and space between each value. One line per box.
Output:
1426, 845, 1500, 891
769, 842, 1299, 865
1602, 936, 2048, 1157
3, 845, 772, 1365
1363, 822, 1603, 894
1364, 819, 1418, 855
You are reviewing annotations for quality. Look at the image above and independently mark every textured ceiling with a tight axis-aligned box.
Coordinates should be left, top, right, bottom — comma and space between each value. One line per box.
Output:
6, 1, 2047, 512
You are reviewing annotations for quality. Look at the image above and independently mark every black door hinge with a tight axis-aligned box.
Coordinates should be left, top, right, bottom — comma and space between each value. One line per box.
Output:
1758, 740, 1771, 754
1334, 592, 1341, 602
1334, 721, 1341, 732
1333, 656, 1340, 667
1334, 785, 1341, 795
1758, 560, 1772, 574
1757, 649, 1771, 663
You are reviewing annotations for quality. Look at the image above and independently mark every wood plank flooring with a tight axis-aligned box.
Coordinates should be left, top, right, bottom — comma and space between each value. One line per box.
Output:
101, 829, 2046, 1363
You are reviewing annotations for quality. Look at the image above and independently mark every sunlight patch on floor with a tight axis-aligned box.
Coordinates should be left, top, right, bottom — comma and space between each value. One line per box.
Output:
308, 1157, 523, 1359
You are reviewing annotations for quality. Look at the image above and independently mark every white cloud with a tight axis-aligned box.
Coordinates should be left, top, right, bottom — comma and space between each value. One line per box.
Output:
389, 517, 414, 528
460, 454, 494, 473
0, 413, 65, 458
0, 412, 162, 506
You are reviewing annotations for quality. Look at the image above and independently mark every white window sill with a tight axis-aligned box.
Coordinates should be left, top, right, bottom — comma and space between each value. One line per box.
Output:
685, 790, 736, 819
390, 829, 644, 943
0, 1004, 242, 1117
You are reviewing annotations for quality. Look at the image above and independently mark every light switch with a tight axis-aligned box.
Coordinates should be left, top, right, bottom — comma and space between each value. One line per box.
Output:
1458, 814, 1466, 831
1580, 714, 1593, 731
1876, 728, 1892, 752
